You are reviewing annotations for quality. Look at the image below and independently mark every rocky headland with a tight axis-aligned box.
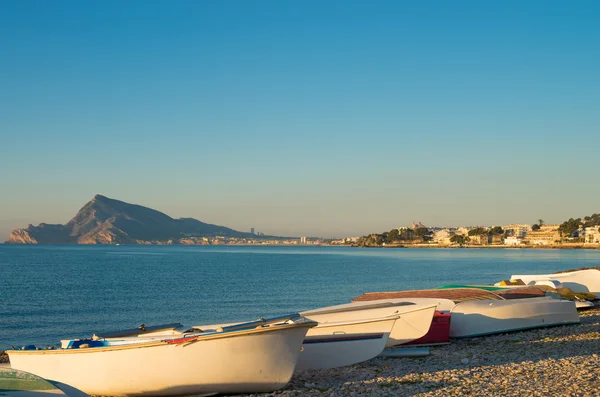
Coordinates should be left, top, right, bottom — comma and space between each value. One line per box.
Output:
5, 195, 255, 245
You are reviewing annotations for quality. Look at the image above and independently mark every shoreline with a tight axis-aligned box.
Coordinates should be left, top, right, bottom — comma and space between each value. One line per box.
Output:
2, 243, 600, 250
350, 244, 600, 250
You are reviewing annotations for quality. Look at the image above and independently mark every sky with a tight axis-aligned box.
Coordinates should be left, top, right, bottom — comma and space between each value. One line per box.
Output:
1, 0, 599, 240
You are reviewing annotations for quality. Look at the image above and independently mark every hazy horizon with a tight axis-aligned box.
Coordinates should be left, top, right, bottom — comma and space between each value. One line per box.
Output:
0, 193, 591, 241
2, 1, 599, 241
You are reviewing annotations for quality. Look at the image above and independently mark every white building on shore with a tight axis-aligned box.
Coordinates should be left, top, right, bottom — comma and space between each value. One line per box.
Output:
503, 224, 531, 238
433, 229, 454, 245
525, 225, 560, 245
581, 226, 600, 244
504, 236, 522, 246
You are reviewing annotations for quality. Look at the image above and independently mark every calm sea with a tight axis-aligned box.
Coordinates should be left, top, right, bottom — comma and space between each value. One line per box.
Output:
1, 245, 600, 350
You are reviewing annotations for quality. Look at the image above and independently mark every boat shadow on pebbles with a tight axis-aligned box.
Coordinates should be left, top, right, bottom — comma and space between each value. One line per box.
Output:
251, 309, 600, 397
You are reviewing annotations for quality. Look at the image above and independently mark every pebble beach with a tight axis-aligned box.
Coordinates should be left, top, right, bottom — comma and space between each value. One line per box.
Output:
248, 308, 600, 397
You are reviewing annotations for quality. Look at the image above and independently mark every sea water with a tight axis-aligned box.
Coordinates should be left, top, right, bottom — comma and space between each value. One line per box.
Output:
1, 245, 599, 350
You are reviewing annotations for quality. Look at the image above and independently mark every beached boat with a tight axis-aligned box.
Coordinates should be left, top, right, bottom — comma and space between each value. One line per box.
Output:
348, 298, 455, 345
353, 289, 579, 338
300, 301, 437, 348
8, 314, 316, 397
491, 279, 597, 309
448, 296, 579, 338
296, 315, 398, 371
511, 269, 600, 295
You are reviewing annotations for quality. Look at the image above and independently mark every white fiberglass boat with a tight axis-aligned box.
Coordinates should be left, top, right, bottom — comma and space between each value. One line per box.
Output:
511, 269, 600, 295
352, 292, 579, 338
296, 315, 398, 371
8, 315, 316, 397
448, 296, 579, 338
301, 301, 437, 348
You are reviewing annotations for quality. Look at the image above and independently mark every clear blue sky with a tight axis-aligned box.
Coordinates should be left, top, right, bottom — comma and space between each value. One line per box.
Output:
1, 0, 599, 239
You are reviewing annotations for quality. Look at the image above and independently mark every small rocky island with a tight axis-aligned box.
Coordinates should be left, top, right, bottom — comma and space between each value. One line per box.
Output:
5, 194, 256, 245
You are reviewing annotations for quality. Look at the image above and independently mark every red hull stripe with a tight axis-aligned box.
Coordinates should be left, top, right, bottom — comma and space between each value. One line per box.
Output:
165, 336, 199, 344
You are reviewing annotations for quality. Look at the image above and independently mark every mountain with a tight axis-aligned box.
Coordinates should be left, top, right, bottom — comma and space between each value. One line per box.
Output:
5, 195, 255, 244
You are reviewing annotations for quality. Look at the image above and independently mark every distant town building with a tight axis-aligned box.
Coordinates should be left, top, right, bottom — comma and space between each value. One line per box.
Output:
525, 224, 560, 245
504, 236, 522, 246
503, 224, 531, 238
433, 229, 454, 245
300, 236, 307, 244
250, 228, 255, 235
581, 226, 600, 244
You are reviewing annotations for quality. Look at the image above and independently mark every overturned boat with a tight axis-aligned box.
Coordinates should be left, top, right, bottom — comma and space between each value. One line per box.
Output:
8, 314, 316, 397
300, 301, 437, 348
353, 287, 579, 338
447, 296, 579, 338
293, 302, 436, 369
296, 314, 398, 371
511, 268, 600, 295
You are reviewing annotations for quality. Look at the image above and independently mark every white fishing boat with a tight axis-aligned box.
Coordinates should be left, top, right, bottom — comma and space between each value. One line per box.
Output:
352, 291, 579, 338
448, 296, 579, 338
301, 301, 437, 348
296, 315, 398, 371
511, 269, 600, 295
8, 315, 316, 397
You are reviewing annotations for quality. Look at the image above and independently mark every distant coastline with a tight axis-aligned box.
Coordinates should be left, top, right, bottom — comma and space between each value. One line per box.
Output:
2, 241, 600, 250
348, 243, 600, 250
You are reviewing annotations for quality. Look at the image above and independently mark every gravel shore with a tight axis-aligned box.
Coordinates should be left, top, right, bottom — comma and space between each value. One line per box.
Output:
247, 308, 600, 397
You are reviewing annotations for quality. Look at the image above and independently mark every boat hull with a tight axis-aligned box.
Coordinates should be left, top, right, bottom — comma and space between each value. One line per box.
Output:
302, 302, 437, 347
449, 297, 579, 338
349, 298, 454, 345
8, 324, 311, 397
512, 269, 600, 295
296, 316, 395, 371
